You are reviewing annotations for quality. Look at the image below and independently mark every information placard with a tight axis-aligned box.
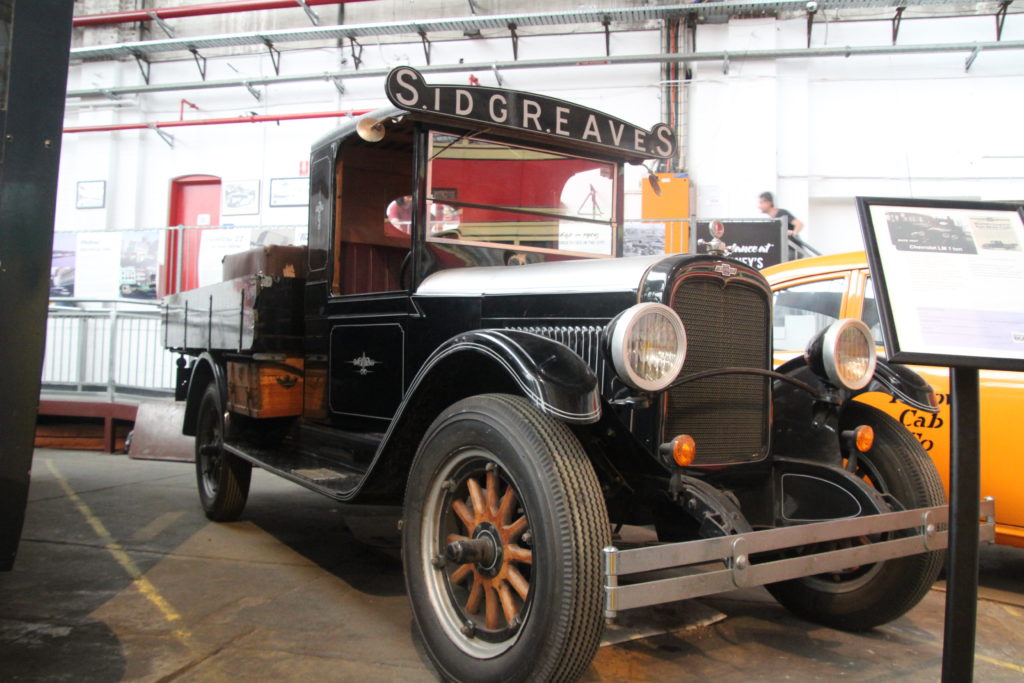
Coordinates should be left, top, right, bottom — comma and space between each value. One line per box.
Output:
857, 197, 1024, 371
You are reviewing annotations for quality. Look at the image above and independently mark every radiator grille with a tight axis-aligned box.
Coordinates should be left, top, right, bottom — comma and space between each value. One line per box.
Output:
509, 325, 607, 389
667, 276, 770, 465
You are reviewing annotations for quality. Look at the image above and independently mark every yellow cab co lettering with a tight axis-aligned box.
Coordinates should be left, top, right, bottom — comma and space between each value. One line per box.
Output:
889, 393, 949, 451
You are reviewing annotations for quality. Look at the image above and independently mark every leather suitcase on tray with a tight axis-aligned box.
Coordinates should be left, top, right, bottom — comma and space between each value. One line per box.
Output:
222, 245, 309, 281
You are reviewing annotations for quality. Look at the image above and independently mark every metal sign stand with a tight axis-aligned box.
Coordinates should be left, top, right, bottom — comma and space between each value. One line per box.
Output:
942, 367, 981, 682
855, 196, 1024, 682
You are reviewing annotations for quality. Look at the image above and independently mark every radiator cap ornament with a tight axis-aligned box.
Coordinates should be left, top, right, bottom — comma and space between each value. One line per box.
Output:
698, 220, 728, 256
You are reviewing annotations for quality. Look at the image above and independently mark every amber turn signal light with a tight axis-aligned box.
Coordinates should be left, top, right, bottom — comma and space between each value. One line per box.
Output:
671, 434, 697, 467
854, 425, 874, 453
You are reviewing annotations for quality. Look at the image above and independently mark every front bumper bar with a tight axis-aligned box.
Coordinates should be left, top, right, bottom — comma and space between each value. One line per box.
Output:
603, 499, 995, 618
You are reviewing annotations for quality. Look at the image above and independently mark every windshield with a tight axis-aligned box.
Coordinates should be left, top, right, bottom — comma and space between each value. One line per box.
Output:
425, 131, 618, 258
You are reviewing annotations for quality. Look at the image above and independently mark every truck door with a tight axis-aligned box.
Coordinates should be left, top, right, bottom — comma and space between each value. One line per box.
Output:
302, 150, 334, 423
324, 127, 416, 428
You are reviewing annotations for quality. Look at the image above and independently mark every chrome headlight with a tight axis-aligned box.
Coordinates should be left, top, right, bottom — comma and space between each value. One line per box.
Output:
608, 303, 687, 392
807, 319, 877, 390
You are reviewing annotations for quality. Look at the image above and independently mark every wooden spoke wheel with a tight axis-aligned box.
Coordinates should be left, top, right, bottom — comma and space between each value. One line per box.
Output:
435, 455, 533, 644
403, 394, 609, 682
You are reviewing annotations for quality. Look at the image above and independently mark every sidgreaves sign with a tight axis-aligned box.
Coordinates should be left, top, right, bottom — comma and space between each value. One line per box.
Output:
385, 67, 676, 160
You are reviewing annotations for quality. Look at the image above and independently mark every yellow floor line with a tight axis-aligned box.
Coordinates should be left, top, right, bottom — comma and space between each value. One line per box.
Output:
43, 459, 1021, 678
45, 459, 191, 640
131, 510, 186, 543
974, 654, 1024, 674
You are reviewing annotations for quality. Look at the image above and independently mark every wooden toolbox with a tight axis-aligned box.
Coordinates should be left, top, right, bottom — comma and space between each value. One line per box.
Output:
227, 357, 304, 419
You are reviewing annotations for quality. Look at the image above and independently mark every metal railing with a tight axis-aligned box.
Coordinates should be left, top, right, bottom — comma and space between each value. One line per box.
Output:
788, 235, 822, 260
42, 299, 177, 398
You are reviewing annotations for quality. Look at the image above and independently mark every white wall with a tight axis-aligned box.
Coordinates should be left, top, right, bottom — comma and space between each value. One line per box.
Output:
59, 29, 663, 233
60, 10, 1024, 260
689, 13, 1024, 255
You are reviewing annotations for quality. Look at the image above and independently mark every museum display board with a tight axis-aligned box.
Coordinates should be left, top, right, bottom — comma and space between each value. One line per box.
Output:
858, 197, 1024, 683
858, 198, 1024, 371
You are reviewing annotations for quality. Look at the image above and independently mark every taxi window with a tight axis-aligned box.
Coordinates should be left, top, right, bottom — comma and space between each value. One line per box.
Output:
862, 277, 884, 345
772, 278, 846, 352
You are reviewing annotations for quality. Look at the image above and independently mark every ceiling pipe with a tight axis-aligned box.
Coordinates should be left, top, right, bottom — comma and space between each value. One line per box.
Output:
180, 98, 200, 120
62, 109, 370, 134
66, 39, 1024, 100
71, 2, 1023, 62
73, 0, 372, 27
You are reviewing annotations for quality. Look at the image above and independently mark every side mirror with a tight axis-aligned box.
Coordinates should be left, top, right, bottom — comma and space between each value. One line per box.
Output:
647, 172, 662, 197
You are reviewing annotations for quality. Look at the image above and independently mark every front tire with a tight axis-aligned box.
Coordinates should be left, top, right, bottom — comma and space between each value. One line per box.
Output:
194, 382, 252, 522
767, 402, 946, 631
403, 394, 609, 682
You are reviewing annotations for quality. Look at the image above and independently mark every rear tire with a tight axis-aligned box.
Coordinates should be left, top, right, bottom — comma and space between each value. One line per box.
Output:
402, 394, 609, 682
767, 402, 946, 631
195, 382, 252, 522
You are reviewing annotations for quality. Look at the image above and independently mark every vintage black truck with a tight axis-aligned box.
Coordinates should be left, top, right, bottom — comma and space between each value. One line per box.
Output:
164, 68, 990, 682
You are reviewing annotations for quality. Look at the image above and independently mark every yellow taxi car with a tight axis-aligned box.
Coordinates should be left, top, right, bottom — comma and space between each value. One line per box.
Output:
764, 251, 1023, 548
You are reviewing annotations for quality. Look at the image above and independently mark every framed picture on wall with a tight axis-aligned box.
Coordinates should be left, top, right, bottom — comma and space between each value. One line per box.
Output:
269, 177, 310, 207
222, 179, 260, 216
76, 180, 106, 209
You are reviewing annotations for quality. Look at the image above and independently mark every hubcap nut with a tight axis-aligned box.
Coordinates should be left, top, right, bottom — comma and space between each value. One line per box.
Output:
461, 621, 476, 637
431, 553, 446, 568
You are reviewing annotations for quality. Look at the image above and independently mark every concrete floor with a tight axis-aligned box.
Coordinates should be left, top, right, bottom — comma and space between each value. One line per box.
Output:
1, 449, 1022, 682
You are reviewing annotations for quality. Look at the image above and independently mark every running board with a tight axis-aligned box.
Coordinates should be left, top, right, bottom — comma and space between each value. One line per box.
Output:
223, 439, 366, 501
603, 499, 996, 619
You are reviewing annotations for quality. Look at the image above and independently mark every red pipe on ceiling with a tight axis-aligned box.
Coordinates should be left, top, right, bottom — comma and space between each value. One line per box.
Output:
63, 109, 370, 134
73, 0, 373, 28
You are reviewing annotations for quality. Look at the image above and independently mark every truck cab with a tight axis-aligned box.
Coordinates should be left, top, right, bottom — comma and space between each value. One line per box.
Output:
164, 68, 977, 683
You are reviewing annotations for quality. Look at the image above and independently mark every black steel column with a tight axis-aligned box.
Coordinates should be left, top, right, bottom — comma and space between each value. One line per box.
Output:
0, 0, 75, 571
941, 366, 981, 681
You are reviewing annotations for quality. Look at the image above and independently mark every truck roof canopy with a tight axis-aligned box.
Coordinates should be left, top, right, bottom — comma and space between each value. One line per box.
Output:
312, 67, 676, 165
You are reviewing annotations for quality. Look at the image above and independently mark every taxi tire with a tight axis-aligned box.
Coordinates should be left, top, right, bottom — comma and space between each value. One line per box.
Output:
766, 402, 946, 632
402, 394, 610, 683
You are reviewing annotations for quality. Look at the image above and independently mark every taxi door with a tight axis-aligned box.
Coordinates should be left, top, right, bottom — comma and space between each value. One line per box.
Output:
849, 268, 1024, 547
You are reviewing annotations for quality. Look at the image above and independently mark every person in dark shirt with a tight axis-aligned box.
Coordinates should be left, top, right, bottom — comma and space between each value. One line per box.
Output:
758, 191, 804, 236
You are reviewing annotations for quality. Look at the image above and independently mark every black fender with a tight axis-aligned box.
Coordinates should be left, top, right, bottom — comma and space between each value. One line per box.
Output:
349, 329, 601, 503
771, 355, 936, 464
181, 352, 226, 437
420, 329, 602, 425
775, 354, 937, 412
863, 360, 937, 414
